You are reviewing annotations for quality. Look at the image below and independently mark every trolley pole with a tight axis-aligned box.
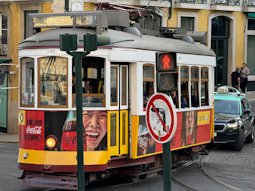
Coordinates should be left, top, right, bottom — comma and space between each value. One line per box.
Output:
163, 142, 172, 191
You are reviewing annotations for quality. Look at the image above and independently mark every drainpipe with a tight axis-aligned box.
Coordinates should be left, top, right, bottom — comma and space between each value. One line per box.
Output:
168, 0, 172, 20
65, 0, 69, 12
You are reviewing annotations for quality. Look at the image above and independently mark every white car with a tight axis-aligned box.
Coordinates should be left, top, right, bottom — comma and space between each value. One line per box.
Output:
215, 86, 246, 97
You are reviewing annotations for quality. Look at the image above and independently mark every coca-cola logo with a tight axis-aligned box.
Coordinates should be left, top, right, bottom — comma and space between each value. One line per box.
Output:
62, 134, 76, 145
26, 126, 42, 135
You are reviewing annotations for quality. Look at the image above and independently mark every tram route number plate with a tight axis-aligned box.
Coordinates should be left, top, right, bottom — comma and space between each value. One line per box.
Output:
47, 49, 56, 54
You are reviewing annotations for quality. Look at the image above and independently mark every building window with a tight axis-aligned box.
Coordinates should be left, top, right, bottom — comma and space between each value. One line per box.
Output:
247, 35, 255, 75
181, 17, 194, 31
24, 11, 38, 39
248, 19, 255, 30
0, 14, 7, 56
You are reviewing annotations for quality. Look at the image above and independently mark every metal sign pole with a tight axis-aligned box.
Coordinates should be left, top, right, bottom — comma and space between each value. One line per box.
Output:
67, 52, 89, 191
163, 141, 171, 191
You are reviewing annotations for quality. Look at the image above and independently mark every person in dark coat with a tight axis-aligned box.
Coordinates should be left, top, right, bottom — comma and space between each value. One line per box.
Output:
231, 67, 240, 90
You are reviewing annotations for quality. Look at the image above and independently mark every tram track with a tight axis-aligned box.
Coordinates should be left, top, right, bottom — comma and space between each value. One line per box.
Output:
172, 146, 243, 191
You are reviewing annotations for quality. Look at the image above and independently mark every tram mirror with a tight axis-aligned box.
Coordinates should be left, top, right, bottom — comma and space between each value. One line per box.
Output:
60, 34, 77, 51
0, 66, 7, 85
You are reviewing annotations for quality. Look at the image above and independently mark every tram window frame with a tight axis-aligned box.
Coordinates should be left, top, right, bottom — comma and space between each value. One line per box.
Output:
20, 57, 35, 107
143, 64, 155, 109
191, 66, 199, 107
38, 57, 68, 108
121, 66, 128, 106
110, 66, 118, 106
201, 67, 209, 106
180, 66, 189, 108
72, 57, 106, 108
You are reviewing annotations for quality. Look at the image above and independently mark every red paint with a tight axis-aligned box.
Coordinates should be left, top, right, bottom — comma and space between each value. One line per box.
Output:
19, 111, 45, 150
61, 132, 86, 151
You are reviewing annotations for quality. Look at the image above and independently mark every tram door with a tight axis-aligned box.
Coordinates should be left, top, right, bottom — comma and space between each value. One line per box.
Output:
108, 64, 129, 157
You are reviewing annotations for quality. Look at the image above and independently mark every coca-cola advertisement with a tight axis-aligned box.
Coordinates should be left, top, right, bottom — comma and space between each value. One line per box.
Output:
19, 110, 45, 150
61, 110, 107, 151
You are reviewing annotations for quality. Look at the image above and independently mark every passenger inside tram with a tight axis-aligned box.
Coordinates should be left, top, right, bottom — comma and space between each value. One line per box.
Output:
143, 87, 153, 107
170, 90, 187, 108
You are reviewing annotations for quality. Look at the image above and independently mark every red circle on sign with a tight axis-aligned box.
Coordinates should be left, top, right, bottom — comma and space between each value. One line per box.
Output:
145, 93, 177, 144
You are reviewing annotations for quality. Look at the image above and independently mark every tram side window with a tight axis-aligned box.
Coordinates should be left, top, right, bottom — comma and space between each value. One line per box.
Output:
111, 66, 118, 106
181, 66, 189, 108
73, 57, 105, 107
143, 65, 154, 108
38, 57, 67, 107
191, 67, 199, 107
201, 67, 209, 106
21, 58, 34, 106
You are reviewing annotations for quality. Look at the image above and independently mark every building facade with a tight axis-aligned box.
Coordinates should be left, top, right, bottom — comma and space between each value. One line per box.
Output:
0, 0, 254, 134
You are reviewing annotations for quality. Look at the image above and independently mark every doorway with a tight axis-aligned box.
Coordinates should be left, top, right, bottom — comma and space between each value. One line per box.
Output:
0, 75, 7, 133
108, 64, 129, 157
211, 38, 228, 86
211, 16, 230, 86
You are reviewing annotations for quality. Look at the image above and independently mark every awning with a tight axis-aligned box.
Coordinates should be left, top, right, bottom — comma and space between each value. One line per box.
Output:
247, 13, 255, 18
0, 59, 12, 64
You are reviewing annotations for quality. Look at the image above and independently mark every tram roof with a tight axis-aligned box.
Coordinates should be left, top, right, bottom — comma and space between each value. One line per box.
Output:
18, 28, 215, 57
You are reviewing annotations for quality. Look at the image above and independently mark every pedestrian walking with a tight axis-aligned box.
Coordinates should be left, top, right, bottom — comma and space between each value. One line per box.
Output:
240, 63, 250, 93
230, 67, 240, 90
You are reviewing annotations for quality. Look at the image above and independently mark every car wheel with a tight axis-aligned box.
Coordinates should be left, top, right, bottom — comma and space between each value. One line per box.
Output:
246, 130, 254, 143
235, 128, 244, 151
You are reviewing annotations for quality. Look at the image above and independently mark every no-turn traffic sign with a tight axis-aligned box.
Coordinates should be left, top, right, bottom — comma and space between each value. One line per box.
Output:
145, 93, 177, 144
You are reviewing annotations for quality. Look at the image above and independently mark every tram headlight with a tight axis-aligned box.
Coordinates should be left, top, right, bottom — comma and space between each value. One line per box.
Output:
45, 135, 58, 150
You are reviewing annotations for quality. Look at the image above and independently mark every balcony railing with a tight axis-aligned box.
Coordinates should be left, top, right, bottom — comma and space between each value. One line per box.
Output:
243, 0, 255, 6
175, 0, 207, 4
211, 0, 240, 6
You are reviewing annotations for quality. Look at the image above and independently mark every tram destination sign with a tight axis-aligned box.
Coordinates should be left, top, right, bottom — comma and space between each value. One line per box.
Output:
33, 15, 97, 27
145, 93, 177, 144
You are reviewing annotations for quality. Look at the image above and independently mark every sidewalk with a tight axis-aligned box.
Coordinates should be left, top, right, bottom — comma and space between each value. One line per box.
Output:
0, 91, 254, 143
0, 132, 18, 143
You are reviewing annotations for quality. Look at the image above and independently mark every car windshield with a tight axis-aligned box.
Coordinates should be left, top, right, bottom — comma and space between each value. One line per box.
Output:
214, 100, 240, 115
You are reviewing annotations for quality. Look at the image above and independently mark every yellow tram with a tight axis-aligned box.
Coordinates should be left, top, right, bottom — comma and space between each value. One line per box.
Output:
17, 11, 216, 189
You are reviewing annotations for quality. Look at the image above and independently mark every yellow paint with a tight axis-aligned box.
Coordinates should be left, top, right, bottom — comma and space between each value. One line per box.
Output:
18, 149, 108, 165
42, 3, 53, 13
120, 110, 129, 155
211, 103, 215, 139
168, 8, 178, 27
84, 3, 95, 11
18, 110, 25, 125
130, 115, 139, 159
197, 111, 210, 125
41, 3, 53, 32
9, 4, 20, 102
107, 111, 119, 157
233, 12, 245, 67
198, 10, 214, 32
